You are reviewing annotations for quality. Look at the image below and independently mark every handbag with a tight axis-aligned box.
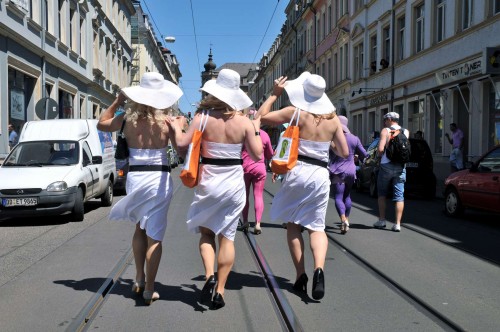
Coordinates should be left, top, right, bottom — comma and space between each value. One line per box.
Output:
271, 107, 300, 175
114, 119, 129, 160
180, 110, 209, 188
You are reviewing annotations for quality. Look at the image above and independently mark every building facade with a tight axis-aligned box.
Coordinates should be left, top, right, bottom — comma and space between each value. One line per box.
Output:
249, 0, 500, 181
1, 0, 182, 158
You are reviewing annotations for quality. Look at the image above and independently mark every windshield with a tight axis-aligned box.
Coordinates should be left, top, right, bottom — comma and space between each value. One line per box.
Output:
3, 141, 79, 167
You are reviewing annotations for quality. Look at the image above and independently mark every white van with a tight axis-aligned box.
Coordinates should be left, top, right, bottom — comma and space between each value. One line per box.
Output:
0, 119, 117, 221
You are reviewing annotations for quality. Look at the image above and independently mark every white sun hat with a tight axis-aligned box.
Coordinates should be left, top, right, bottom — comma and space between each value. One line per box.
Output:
284, 72, 335, 115
121, 72, 183, 109
201, 69, 253, 111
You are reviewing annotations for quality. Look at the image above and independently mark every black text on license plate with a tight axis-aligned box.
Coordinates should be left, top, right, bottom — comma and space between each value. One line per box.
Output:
2, 197, 38, 207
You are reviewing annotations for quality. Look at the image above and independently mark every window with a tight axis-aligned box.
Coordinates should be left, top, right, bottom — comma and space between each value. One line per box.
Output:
495, 0, 500, 14
397, 16, 405, 61
334, 52, 338, 84
58, 0, 66, 44
354, 0, 364, 12
354, 43, 364, 81
435, 0, 445, 43
414, 4, 425, 53
370, 34, 377, 74
461, 0, 473, 30
327, 58, 332, 89
381, 26, 390, 69
328, 5, 332, 33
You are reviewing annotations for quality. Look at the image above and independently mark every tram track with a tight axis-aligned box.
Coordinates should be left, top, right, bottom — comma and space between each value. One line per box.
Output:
260, 188, 466, 332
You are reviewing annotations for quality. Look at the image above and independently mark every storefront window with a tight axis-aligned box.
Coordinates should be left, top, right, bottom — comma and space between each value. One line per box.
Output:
8, 68, 30, 138
488, 81, 500, 147
432, 93, 444, 153
59, 90, 74, 119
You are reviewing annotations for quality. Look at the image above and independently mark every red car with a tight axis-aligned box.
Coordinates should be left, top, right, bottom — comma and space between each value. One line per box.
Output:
444, 145, 500, 216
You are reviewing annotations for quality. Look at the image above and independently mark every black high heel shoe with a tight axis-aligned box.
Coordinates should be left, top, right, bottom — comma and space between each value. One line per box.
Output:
200, 275, 216, 304
293, 273, 308, 294
212, 292, 225, 310
312, 268, 325, 300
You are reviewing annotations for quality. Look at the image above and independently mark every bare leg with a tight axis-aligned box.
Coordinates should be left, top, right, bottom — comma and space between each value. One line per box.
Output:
215, 234, 235, 295
145, 237, 162, 292
378, 195, 387, 220
199, 227, 216, 279
309, 230, 327, 270
395, 201, 404, 225
287, 223, 305, 280
132, 224, 147, 283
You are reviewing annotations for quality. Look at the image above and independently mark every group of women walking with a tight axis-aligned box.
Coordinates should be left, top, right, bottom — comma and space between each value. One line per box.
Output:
97, 68, 349, 309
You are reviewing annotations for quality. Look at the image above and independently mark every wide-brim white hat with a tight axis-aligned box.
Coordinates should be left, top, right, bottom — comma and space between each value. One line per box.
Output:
284, 72, 335, 115
121, 72, 183, 109
201, 69, 253, 111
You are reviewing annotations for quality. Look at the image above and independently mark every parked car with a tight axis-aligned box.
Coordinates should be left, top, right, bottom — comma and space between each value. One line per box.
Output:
114, 158, 129, 195
444, 145, 500, 216
356, 137, 436, 198
0, 119, 116, 221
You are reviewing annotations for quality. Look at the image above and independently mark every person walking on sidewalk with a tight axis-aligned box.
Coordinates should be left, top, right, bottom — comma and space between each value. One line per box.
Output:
445, 123, 465, 172
328, 116, 367, 234
373, 112, 410, 232
167, 69, 263, 310
97, 72, 183, 305
240, 109, 274, 235
257, 72, 348, 300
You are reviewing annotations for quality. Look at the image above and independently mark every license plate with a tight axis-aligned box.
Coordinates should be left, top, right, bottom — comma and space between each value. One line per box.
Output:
406, 162, 418, 168
2, 197, 38, 207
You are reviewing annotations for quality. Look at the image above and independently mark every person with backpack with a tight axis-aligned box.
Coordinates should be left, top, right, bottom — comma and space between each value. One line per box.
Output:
373, 112, 410, 232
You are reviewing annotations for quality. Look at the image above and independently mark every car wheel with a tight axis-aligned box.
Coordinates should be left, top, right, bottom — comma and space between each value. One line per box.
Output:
369, 175, 378, 198
101, 180, 113, 207
72, 188, 85, 222
444, 187, 464, 217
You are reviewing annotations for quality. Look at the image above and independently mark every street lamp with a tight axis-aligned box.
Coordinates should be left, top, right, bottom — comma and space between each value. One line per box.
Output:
164, 36, 176, 43
351, 87, 383, 97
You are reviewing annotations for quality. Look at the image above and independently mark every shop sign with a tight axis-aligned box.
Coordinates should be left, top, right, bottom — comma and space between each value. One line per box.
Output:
369, 94, 388, 106
484, 47, 500, 75
436, 57, 483, 85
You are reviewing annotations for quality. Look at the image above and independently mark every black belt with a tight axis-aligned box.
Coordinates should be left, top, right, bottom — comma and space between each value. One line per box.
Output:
201, 157, 243, 166
297, 155, 328, 168
129, 165, 171, 172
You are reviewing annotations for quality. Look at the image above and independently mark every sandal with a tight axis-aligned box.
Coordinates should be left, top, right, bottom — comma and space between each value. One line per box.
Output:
143, 290, 160, 305
132, 281, 145, 294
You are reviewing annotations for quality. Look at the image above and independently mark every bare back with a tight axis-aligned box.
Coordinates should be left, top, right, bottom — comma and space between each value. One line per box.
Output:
124, 117, 171, 149
202, 112, 247, 144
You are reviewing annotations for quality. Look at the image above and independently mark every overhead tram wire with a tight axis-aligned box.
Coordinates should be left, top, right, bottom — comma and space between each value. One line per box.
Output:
189, 0, 202, 72
251, 1, 280, 65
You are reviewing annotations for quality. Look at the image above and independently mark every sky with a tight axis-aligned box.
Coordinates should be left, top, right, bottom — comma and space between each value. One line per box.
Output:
140, 0, 289, 115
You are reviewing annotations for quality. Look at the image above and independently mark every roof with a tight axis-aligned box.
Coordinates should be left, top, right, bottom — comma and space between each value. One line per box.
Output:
19, 119, 95, 142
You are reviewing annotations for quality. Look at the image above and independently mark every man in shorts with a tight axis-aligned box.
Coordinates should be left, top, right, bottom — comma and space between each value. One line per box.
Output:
373, 112, 409, 232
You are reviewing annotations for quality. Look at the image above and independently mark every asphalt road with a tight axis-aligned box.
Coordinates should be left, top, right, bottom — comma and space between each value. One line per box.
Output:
0, 168, 499, 332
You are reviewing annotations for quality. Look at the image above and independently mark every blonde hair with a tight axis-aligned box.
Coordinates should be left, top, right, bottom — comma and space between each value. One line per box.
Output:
311, 111, 336, 125
124, 101, 172, 126
197, 95, 240, 118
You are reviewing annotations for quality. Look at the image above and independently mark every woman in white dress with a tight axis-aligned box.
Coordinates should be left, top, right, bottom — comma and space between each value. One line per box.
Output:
97, 72, 183, 305
257, 72, 348, 300
168, 69, 262, 309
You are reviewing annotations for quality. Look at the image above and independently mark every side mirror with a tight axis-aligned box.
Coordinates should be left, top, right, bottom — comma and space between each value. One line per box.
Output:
92, 156, 103, 164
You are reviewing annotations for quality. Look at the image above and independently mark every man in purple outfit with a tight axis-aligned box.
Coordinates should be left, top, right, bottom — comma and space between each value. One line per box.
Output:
328, 116, 367, 234
445, 123, 464, 172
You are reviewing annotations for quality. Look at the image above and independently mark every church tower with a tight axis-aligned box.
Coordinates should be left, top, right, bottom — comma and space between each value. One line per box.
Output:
201, 48, 217, 99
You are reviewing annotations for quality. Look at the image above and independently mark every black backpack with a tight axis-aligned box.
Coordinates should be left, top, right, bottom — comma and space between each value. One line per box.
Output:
386, 127, 411, 164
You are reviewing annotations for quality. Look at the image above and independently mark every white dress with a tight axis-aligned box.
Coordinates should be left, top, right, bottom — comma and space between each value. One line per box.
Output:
186, 141, 244, 241
109, 148, 173, 241
270, 139, 330, 231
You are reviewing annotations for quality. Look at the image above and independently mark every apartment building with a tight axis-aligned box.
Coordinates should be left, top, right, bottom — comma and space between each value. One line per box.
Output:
0, 0, 182, 158
350, 0, 500, 179
250, 0, 500, 180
